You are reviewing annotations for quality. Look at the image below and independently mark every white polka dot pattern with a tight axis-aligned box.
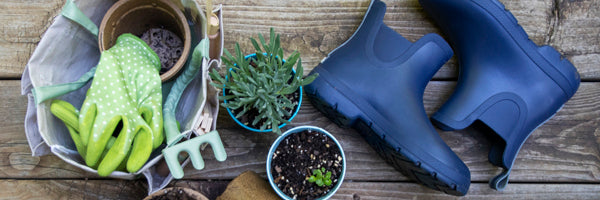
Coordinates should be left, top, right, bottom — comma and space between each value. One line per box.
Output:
79, 33, 164, 175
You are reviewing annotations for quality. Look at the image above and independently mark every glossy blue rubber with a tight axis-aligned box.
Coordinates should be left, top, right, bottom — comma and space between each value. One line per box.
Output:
419, 0, 581, 191
305, 0, 469, 196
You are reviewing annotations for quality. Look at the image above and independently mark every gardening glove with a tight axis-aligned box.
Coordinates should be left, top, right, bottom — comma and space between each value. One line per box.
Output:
79, 33, 164, 176
50, 99, 86, 157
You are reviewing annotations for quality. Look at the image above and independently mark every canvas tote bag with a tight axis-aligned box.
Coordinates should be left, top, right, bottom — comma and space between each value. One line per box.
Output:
20, 0, 224, 194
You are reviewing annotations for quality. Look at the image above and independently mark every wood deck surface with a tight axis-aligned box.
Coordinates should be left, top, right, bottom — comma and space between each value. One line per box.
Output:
1, 0, 599, 199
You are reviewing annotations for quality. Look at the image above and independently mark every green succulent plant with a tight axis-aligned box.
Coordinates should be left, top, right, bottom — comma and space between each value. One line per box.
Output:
308, 167, 333, 187
209, 28, 318, 134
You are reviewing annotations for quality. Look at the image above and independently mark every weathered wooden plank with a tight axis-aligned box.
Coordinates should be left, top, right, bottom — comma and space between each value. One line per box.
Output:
186, 81, 600, 183
0, 180, 598, 199
217, 0, 370, 78
2, 0, 599, 79
550, 0, 600, 80
334, 182, 600, 199
0, 179, 147, 199
0, 0, 64, 43
0, 0, 65, 78
4, 80, 598, 183
0, 42, 35, 79
176, 180, 600, 199
0, 81, 94, 178
216, 0, 565, 80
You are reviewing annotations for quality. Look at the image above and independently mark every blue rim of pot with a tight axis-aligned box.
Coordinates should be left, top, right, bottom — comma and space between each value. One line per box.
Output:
223, 53, 303, 133
266, 126, 346, 199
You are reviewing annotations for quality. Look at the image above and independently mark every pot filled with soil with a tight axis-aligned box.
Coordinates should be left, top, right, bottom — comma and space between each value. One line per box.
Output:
224, 53, 302, 133
99, 0, 191, 82
144, 187, 208, 200
266, 126, 346, 199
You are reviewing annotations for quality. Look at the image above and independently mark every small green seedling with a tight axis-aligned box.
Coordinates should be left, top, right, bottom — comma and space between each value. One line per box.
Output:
308, 167, 332, 187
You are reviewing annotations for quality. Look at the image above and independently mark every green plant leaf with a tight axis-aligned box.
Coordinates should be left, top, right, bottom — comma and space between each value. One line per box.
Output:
300, 73, 318, 86
209, 82, 224, 89
234, 43, 243, 64
278, 86, 297, 95
278, 49, 284, 62
269, 28, 276, 54
296, 57, 304, 77
271, 120, 281, 134
234, 106, 249, 119
250, 37, 262, 53
218, 95, 236, 101
316, 179, 324, 187
223, 48, 234, 63
274, 31, 280, 55
308, 176, 316, 183
258, 32, 266, 51
324, 179, 332, 186
255, 54, 264, 65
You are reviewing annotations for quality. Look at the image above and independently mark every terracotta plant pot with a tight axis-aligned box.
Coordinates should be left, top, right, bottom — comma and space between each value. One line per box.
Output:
99, 0, 191, 82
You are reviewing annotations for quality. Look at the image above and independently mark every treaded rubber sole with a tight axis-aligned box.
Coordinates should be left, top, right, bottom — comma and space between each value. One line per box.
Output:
306, 75, 467, 196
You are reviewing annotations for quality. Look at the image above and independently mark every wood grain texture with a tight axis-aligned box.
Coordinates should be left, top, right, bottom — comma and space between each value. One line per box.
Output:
0, 0, 65, 78
0, 81, 95, 178
549, 0, 600, 80
2, 0, 598, 79
0, 179, 147, 199
1, 180, 598, 199
185, 82, 600, 183
334, 182, 600, 200
2, 0, 600, 198
0, 0, 65, 43
0, 42, 36, 78
4, 81, 599, 184
215, 0, 598, 80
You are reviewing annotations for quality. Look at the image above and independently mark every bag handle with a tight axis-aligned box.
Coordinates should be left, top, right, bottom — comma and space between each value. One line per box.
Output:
61, 0, 99, 37
32, 0, 100, 104
32, 67, 96, 104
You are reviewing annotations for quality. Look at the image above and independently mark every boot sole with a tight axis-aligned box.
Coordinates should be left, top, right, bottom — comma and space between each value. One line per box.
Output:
306, 67, 468, 196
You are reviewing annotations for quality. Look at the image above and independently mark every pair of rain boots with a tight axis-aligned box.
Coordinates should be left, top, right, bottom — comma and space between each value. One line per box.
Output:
305, 0, 580, 196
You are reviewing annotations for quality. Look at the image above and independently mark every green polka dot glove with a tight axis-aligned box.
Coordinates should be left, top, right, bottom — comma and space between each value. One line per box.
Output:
52, 33, 164, 176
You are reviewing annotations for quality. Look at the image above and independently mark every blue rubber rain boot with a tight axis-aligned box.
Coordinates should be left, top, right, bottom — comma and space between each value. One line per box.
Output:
305, 0, 470, 195
418, 0, 581, 190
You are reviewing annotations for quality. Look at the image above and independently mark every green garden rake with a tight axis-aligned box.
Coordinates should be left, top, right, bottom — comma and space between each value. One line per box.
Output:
162, 38, 227, 179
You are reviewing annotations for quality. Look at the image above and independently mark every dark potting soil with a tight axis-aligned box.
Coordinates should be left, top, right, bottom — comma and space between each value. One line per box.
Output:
271, 129, 343, 200
147, 188, 201, 200
140, 28, 184, 74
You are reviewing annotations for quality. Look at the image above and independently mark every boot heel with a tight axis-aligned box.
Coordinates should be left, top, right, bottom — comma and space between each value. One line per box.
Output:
537, 45, 580, 97
305, 68, 362, 128
473, 93, 529, 191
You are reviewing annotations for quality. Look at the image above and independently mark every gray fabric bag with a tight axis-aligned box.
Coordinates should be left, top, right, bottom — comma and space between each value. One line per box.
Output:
20, 0, 224, 194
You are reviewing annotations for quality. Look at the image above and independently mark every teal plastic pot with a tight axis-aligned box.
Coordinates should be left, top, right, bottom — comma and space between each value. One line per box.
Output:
266, 126, 346, 199
223, 53, 302, 132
